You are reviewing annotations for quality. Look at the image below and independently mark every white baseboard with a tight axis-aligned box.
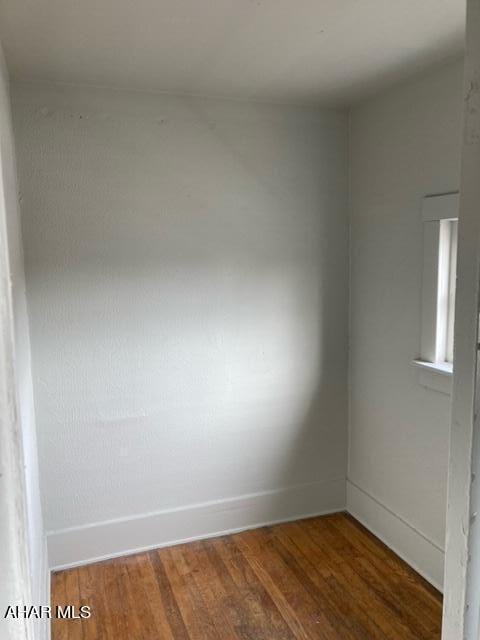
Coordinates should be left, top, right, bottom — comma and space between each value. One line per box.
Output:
346, 480, 445, 591
48, 478, 346, 570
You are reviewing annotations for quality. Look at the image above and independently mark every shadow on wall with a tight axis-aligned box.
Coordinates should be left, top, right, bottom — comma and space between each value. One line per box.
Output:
14, 85, 349, 535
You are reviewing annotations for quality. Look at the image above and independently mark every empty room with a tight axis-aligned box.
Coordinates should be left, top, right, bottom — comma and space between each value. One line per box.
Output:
1, 1, 480, 639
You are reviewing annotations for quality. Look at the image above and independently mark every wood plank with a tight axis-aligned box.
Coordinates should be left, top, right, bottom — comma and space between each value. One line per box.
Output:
179, 541, 245, 640
148, 549, 191, 639
51, 513, 443, 640
62, 569, 83, 640
325, 516, 441, 636
76, 564, 100, 640
237, 526, 370, 640
212, 535, 298, 640
161, 545, 223, 640
100, 559, 131, 640
51, 571, 69, 640
300, 517, 416, 639
329, 515, 442, 634
132, 553, 178, 640
200, 537, 281, 640
269, 522, 376, 640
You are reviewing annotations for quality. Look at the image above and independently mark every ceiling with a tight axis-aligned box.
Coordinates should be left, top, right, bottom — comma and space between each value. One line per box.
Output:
0, 0, 466, 106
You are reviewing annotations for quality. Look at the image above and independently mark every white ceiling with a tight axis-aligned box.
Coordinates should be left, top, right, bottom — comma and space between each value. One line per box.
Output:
0, 0, 465, 106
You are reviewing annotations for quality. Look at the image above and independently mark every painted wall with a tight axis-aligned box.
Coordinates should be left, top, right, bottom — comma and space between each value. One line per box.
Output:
443, 3, 480, 636
0, 44, 46, 639
12, 82, 349, 566
348, 60, 464, 589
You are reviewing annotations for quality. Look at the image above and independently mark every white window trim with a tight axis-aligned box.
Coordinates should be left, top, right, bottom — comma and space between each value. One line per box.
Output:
412, 192, 458, 394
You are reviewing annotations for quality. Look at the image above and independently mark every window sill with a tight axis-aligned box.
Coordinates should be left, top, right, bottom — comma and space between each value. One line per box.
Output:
411, 359, 453, 395
412, 359, 453, 375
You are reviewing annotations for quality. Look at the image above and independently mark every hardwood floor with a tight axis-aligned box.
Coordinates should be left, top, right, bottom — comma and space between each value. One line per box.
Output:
51, 513, 442, 639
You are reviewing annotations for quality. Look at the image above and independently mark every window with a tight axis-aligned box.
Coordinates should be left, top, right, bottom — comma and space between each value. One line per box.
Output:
445, 218, 458, 363
413, 193, 458, 391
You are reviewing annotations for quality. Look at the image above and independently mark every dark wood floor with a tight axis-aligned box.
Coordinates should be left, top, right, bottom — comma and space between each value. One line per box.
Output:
51, 513, 442, 639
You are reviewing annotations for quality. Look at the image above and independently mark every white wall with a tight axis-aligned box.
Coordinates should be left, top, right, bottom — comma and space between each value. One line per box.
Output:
348, 60, 464, 589
443, 3, 480, 635
11, 82, 349, 567
0, 45, 46, 640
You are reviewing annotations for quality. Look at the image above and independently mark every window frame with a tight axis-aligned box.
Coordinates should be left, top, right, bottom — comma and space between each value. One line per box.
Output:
413, 192, 459, 393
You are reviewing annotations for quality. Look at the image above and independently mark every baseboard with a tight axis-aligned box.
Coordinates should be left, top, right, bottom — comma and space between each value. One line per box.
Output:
346, 480, 445, 591
48, 477, 346, 570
